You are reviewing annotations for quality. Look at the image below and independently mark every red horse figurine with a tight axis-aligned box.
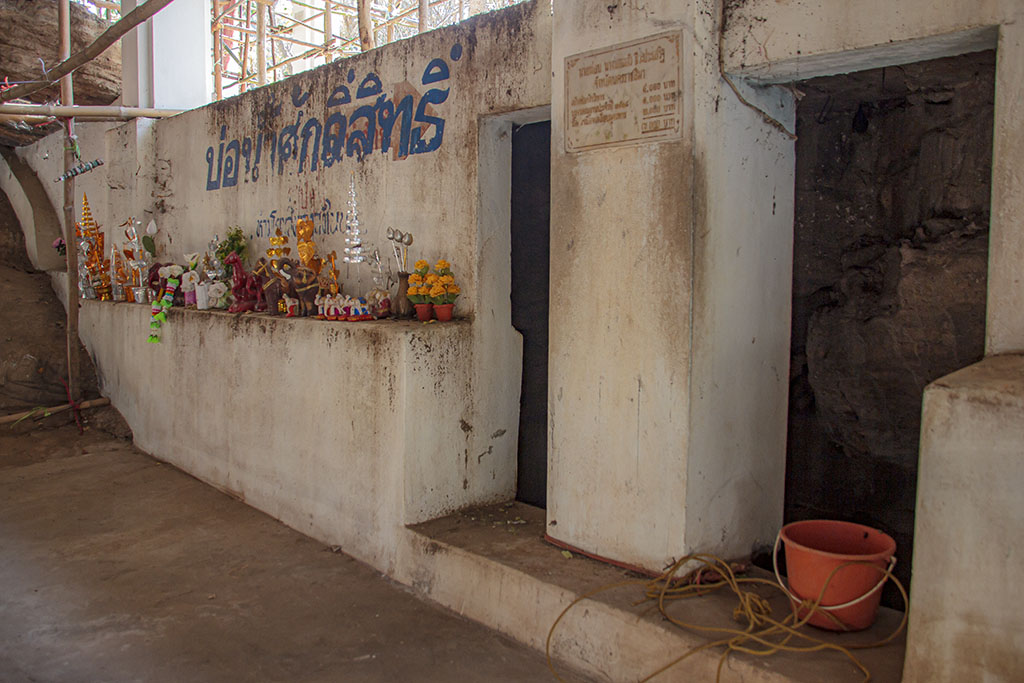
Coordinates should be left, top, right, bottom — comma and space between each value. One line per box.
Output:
225, 252, 264, 313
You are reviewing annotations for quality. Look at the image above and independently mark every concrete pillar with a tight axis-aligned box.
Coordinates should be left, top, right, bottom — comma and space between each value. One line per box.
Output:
121, 0, 212, 110
547, 0, 794, 570
987, 19, 1024, 354
904, 355, 1024, 681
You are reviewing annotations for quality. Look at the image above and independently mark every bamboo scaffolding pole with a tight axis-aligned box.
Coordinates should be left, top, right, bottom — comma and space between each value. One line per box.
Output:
58, 0, 79, 404
357, 0, 373, 51
214, 1, 224, 99
0, 104, 182, 118
324, 0, 333, 56
257, 0, 267, 84
419, 0, 428, 32
240, 0, 251, 92
0, 398, 111, 426
231, 23, 326, 50
87, 0, 122, 11
212, 0, 244, 27
2, 0, 180, 103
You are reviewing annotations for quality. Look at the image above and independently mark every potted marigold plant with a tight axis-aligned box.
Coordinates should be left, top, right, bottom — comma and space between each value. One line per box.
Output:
430, 259, 460, 322
407, 259, 434, 321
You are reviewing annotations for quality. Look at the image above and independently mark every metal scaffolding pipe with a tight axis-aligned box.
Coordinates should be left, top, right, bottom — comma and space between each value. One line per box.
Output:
0, 104, 182, 118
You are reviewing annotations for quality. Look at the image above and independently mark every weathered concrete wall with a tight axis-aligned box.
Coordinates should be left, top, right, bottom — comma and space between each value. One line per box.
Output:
547, 0, 793, 569
907, 355, 1024, 682
6, 2, 551, 570
79, 302, 485, 568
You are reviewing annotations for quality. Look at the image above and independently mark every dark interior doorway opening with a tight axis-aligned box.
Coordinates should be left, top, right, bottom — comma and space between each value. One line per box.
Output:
785, 51, 995, 608
511, 120, 551, 508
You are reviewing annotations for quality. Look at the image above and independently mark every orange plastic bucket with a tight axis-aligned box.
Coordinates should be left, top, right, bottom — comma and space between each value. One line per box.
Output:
777, 520, 896, 631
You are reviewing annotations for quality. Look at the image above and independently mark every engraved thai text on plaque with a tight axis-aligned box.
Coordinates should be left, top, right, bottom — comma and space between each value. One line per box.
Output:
565, 32, 683, 152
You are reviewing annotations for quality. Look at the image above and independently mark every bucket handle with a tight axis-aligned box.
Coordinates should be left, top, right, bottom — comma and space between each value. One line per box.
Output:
772, 531, 897, 612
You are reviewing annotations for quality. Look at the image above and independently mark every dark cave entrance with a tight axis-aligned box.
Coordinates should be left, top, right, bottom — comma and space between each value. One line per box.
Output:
785, 51, 995, 608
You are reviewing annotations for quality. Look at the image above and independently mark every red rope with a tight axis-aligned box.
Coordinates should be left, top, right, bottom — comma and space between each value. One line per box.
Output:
59, 375, 83, 434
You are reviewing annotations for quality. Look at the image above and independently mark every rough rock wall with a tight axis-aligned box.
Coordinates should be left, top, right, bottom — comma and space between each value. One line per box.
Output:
787, 51, 994, 607
0, 0, 121, 147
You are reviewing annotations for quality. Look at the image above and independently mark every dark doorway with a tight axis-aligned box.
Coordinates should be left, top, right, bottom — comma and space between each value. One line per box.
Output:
511, 120, 551, 508
786, 52, 994, 608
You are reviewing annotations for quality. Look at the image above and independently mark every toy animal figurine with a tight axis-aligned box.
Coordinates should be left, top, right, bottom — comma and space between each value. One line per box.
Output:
282, 293, 300, 317
277, 258, 318, 316
366, 288, 391, 319
224, 251, 264, 313
253, 257, 282, 314
347, 297, 373, 321
315, 289, 329, 319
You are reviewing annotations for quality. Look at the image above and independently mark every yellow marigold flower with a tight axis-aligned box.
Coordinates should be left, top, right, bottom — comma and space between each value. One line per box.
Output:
440, 274, 455, 285
447, 285, 461, 295
414, 259, 429, 271
429, 284, 446, 297
435, 259, 451, 271
406, 286, 419, 297
408, 273, 424, 285
426, 273, 440, 285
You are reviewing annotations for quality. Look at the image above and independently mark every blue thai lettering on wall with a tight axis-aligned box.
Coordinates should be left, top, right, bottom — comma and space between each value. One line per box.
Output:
255, 199, 347, 238
205, 44, 463, 192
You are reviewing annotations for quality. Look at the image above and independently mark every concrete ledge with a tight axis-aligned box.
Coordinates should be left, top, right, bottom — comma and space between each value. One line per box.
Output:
400, 503, 906, 683
78, 300, 514, 573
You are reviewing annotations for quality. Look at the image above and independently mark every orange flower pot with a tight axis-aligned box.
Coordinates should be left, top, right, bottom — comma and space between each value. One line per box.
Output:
434, 303, 454, 321
414, 303, 434, 321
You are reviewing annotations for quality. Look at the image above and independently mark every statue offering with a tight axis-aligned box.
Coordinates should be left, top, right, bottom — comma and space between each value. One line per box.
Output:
208, 281, 230, 309
295, 218, 322, 275
77, 194, 108, 299
225, 251, 263, 313
205, 235, 227, 281
181, 270, 200, 307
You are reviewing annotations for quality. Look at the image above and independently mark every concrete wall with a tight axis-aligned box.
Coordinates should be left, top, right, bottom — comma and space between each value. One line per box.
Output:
547, 0, 793, 569
10, 2, 551, 570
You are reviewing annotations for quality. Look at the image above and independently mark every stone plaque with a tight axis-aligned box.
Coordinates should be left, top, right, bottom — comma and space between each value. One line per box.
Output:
565, 32, 683, 152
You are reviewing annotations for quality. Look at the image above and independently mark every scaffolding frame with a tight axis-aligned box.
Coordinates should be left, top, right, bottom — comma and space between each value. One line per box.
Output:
211, 0, 523, 100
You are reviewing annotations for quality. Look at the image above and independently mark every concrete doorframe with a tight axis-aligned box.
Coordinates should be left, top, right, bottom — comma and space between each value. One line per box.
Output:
475, 104, 552, 502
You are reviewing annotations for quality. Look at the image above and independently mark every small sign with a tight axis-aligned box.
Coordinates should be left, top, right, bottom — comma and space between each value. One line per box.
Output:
564, 31, 683, 152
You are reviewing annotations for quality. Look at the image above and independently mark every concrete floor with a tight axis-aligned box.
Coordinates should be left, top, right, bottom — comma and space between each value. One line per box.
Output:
0, 423, 575, 682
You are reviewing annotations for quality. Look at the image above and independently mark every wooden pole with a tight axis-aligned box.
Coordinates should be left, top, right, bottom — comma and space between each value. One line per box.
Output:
213, 1, 224, 100
0, 398, 110, 426
256, 0, 267, 85
240, 0, 251, 91
323, 0, 333, 64
418, 0, 428, 33
357, 0, 373, 51
59, 0, 80, 404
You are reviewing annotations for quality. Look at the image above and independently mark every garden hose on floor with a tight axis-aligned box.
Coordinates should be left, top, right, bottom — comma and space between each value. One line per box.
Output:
545, 551, 908, 682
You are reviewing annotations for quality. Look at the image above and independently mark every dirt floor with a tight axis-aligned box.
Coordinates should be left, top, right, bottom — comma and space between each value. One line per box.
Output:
0, 423, 578, 682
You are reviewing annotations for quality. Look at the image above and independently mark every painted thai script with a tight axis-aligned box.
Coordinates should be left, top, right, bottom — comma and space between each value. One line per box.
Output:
205, 43, 463, 192
254, 199, 346, 239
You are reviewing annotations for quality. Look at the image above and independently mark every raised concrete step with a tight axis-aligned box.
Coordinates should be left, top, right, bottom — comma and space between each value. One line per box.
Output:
398, 502, 906, 682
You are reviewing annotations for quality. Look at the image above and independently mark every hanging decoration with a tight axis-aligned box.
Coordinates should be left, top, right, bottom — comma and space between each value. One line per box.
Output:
54, 158, 104, 183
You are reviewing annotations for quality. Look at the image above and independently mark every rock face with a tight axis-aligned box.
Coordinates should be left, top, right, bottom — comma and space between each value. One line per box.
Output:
0, 0, 121, 146
787, 51, 994, 607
